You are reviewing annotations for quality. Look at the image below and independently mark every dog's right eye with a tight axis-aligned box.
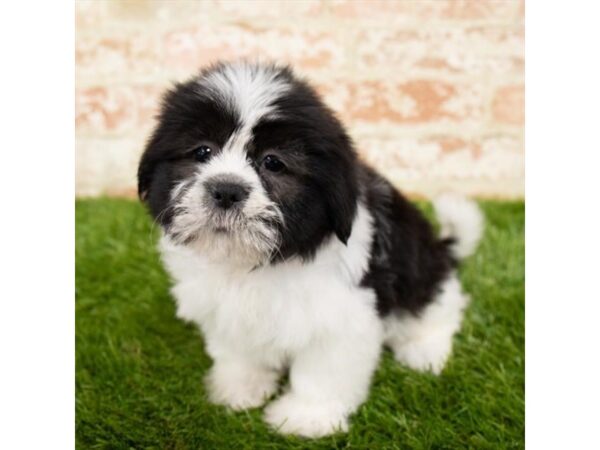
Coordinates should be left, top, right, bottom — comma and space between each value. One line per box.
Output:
193, 145, 213, 163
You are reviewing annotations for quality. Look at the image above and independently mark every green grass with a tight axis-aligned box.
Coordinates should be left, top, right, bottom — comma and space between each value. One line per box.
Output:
76, 198, 524, 449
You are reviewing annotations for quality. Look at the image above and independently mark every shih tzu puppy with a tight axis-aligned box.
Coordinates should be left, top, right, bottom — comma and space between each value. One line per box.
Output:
137, 61, 483, 438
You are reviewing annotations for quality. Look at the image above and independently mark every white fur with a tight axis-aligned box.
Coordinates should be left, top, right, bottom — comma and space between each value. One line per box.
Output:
169, 146, 283, 267
202, 62, 289, 127
201, 62, 290, 157
161, 203, 383, 437
168, 63, 293, 266
161, 196, 480, 436
383, 274, 469, 374
433, 193, 484, 259
383, 194, 482, 374
205, 358, 280, 410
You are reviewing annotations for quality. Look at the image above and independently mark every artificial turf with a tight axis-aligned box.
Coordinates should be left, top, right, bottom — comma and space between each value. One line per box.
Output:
76, 198, 524, 449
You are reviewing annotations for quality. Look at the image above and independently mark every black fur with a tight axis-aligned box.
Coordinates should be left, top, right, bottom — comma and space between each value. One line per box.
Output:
358, 165, 457, 316
251, 75, 358, 258
137, 62, 456, 317
138, 73, 240, 225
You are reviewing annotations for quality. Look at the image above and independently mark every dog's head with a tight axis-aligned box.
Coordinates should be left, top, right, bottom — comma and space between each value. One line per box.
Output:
138, 62, 358, 267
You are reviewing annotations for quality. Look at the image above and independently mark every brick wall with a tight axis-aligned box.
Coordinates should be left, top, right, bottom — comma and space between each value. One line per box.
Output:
75, 0, 524, 198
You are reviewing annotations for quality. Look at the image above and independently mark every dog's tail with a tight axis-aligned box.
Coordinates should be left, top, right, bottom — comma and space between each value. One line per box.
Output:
433, 193, 484, 260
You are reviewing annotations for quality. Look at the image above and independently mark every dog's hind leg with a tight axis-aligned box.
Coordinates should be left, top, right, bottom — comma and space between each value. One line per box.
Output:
383, 274, 469, 374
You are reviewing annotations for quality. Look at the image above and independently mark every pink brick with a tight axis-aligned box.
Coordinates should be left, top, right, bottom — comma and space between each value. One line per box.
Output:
76, 32, 163, 80
330, 0, 521, 21
162, 24, 345, 76
92, 0, 323, 23
75, 1, 108, 28
434, 0, 521, 20
357, 134, 523, 182
519, 0, 525, 18
492, 85, 525, 125
213, 0, 325, 19
317, 79, 486, 125
355, 26, 524, 77
76, 85, 164, 134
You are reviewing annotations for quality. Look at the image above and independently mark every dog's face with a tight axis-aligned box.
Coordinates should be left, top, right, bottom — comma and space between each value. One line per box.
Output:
138, 62, 358, 267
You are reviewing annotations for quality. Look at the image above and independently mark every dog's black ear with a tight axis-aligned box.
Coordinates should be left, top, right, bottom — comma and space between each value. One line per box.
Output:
138, 137, 163, 203
137, 106, 164, 203
138, 113, 171, 204
320, 145, 358, 245
137, 155, 153, 202
137, 82, 182, 203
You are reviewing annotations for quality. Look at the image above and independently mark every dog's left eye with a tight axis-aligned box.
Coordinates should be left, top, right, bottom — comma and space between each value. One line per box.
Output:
193, 145, 213, 163
263, 155, 285, 172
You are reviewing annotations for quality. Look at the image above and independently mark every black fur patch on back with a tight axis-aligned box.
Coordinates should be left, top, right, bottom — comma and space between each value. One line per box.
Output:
359, 164, 457, 316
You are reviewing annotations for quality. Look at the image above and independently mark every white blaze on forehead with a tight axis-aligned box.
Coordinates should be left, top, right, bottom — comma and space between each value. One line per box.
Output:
200, 63, 290, 157
201, 62, 290, 132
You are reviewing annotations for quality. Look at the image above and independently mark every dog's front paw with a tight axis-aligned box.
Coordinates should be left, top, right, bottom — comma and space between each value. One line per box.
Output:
264, 394, 348, 438
205, 365, 278, 411
392, 333, 452, 375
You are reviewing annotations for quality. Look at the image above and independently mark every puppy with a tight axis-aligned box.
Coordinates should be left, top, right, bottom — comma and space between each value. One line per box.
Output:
138, 61, 483, 438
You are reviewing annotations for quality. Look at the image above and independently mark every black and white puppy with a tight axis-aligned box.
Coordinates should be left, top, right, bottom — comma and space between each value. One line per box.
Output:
138, 61, 483, 438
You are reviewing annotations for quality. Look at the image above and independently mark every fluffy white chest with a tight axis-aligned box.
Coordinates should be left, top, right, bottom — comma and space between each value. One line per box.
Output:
159, 203, 375, 364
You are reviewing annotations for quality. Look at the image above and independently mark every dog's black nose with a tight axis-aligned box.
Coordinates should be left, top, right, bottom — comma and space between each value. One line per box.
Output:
206, 179, 250, 210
